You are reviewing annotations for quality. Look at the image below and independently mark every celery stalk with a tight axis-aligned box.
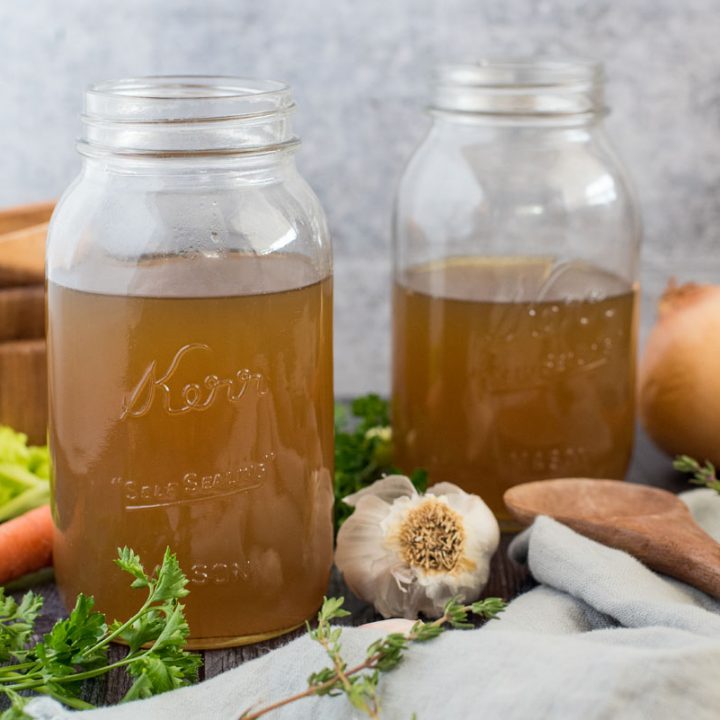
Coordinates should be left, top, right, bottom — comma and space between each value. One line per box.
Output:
0, 483, 50, 522
0, 426, 51, 522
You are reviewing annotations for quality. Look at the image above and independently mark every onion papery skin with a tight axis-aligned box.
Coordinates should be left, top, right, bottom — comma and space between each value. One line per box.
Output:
639, 281, 720, 465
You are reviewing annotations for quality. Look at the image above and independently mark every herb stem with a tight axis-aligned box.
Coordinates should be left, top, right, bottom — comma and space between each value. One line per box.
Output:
85, 598, 153, 654
241, 598, 504, 720
4, 644, 165, 693
34, 686, 95, 711
241, 655, 381, 720
0, 661, 35, 673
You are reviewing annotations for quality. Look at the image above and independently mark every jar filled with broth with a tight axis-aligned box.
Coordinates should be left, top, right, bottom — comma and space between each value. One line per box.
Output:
392, 61, 640, 524
47, 77, 334, 647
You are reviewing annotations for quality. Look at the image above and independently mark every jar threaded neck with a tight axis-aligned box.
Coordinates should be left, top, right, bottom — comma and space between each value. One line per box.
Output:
431, 60, 604, 117
79, 76, 298, 157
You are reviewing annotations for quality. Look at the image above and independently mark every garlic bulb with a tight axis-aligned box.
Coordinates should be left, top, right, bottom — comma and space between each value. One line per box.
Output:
335, 475, 500, 619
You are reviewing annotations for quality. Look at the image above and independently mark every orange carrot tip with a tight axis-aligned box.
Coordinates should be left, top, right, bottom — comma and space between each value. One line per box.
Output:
0, 504, 53, 585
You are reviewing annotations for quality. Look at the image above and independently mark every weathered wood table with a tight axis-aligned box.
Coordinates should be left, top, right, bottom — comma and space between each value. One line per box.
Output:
8, 428, 686, 707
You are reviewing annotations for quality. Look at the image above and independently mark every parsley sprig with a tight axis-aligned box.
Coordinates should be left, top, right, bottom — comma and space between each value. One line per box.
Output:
0, 548, 200, 718
241, 594, 506, 719
334, 395, 427, 533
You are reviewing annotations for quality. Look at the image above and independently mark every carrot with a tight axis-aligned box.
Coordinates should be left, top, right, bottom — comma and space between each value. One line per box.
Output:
0, 504, 53, 585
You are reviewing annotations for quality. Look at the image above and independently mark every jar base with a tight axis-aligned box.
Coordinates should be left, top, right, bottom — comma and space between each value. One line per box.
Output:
183, 619, 307, 650
498, 517, 523, 533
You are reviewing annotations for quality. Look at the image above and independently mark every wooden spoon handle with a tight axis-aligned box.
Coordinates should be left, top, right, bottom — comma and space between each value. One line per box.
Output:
617, 513, 720, 598
568, 511, 720, 598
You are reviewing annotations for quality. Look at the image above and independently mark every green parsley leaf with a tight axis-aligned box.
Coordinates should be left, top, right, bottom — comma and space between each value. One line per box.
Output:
149, 548, 190, 603
0, 589, 43, 661
333, 396, 428, 534
0, 547, 201, 714
115, 546, 149, 588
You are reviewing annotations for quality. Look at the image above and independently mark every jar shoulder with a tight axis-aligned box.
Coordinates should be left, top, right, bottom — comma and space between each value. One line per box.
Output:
393, 125, 641, 283
47, 165, 331, 292
397, 127, 638, 216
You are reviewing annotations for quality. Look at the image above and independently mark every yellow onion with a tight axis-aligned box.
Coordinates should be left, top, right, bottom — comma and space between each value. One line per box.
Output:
639, 280, 720, 464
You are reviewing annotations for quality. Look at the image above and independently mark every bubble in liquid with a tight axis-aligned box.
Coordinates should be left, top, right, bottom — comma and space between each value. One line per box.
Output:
580, 317, 589, 325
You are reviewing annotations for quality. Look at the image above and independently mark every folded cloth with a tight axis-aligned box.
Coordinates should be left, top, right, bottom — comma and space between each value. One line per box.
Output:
27, 489, 720, 720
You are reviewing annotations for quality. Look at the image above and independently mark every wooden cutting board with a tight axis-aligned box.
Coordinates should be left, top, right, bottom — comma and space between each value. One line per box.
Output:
0, 201, 54, 235
0, 339, 47, 444
0, 222, 49, 286
0, 201, 53, 443
0, 285, 44, 342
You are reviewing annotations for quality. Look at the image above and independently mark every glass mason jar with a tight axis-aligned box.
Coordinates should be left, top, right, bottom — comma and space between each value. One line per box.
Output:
47, 77, 334, 647
392, 61, 640, 524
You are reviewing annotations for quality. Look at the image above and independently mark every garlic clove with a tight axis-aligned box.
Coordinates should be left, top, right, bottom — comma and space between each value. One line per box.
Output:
360, 618, 415, 633
343, 474, 417, 508
426, 481, 465, 497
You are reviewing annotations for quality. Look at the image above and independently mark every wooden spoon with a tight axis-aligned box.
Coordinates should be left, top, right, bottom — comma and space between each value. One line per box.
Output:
504, 478, 720, 598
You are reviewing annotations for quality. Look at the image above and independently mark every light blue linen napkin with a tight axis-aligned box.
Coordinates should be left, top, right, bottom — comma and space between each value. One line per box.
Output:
27, 489, 720, 720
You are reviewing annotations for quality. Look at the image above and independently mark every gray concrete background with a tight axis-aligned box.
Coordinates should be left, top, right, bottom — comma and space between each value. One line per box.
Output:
1, 0, 718, 394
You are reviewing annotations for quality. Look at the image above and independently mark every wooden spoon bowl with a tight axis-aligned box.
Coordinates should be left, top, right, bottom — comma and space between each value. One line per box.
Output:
504, 478, 720, 598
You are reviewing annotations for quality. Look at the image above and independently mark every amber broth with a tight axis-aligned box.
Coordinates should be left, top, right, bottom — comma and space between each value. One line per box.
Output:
48, 254, 333, 646
392, 257, 637, 523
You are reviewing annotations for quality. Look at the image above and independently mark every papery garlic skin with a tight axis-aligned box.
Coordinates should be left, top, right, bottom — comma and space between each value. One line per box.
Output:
335, 476, 500, 619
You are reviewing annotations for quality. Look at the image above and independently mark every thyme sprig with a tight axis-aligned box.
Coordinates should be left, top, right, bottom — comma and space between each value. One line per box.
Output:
673, 455, 720, 493
240, 595, 506, 720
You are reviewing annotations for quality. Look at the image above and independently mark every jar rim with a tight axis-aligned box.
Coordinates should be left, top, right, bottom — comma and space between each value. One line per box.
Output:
431, 59, 605, 117
434, 60, 602, 89
88, 76, 290, 100
84, 76, 294, 122
80, 76, 298, 157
